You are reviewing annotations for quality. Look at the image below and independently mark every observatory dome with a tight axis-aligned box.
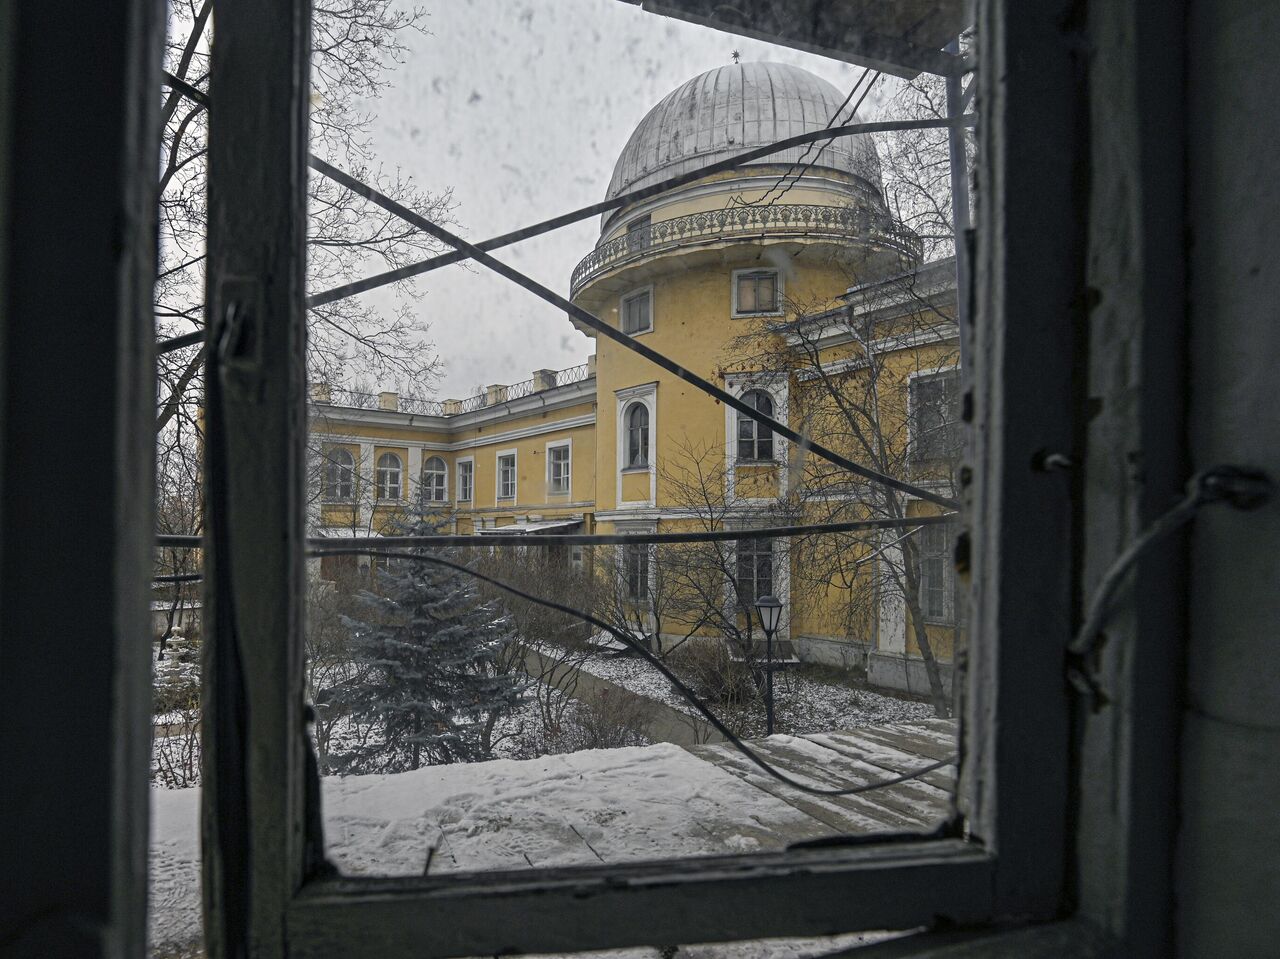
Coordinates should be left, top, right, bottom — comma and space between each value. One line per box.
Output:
605, 61, 883, 202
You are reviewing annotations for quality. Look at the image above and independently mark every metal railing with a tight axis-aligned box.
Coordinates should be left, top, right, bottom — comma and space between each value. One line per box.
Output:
571, 203, 923, 296
316, 362, 593, 418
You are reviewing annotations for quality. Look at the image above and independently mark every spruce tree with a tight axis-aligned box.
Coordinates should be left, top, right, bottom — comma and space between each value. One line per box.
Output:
332, 517, 523, 773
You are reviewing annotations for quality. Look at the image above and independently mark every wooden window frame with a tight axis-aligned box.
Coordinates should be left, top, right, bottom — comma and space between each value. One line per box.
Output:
546, 438, 571, 496
324, 447, 355, 502
909, 366, 962, 466
455, 457, 474, 503
731, 267, 783, 318
420, 455, 448, 503
734, 536, 774, 607
375, 452, 402, 501
202, 0, 1086, 955
496, 449, 517, 501
620, 285, 653, 335
625, 401, 650, 468
736, 388, 776, 462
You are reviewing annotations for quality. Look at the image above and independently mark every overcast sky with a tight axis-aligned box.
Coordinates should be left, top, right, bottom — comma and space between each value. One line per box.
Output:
354, 0, 891, 399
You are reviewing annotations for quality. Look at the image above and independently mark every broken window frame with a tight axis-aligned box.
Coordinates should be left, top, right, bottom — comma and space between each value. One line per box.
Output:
200, 0, 1082, 955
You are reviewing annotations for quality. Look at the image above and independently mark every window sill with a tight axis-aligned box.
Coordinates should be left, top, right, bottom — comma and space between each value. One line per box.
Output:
731, 310, 785, 320
623, 327, 653, 338
735, 459, 778, 466
620, 465, 650, 474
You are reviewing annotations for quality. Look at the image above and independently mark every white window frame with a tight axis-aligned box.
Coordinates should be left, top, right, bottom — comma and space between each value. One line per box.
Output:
622, 539, 650, 602
736, 388, 776, 463
455, 456, 474, 504
915, 520, 955, 625
724, 373, 788, 504
615, 382, 657, 508
731, 267, 783, 318
375, 451, 403, 501
546, 438, 571, 496
496, 449, 517, 501
619, 285, 653, 336
420, 455, 448, 503
206, 3, 1096, 955
908, 365, 962, 466
323, 446, 355, 502
734, 535, 774, 608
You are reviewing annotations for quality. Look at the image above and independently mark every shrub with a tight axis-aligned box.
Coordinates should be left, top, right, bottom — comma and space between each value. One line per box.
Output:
668, 639, 758, 705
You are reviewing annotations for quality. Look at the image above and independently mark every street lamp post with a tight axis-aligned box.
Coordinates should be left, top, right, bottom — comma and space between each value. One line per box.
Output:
754, 595, 783, 737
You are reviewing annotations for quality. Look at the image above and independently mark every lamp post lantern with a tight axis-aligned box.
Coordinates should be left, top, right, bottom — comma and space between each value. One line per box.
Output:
754, 595, 783, 736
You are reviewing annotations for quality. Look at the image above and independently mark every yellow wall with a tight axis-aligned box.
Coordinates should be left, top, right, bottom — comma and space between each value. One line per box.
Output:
309, 173, 959, 669
589, 257, 851, 513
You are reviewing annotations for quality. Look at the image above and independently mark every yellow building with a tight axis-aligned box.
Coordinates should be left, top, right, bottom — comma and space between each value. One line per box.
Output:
310, 62, 961, 697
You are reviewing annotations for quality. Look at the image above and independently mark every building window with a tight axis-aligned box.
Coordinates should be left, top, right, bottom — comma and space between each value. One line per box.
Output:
736, 389, 775, 461
323, 447, 354, 501
625, 402, 649, 468
420, 455, 447, 503
497, 452, 516, 500
456, 460, 473, 502
623, 541, 649, 601
548, 443, 571, 494
915, 523, 954, 624
375, 452, 402, 500
625, 214, 651, 253
735, 537, 773, 608
621, 288, 652, 335
734, 269, 779, 315
910, 369, 961, 463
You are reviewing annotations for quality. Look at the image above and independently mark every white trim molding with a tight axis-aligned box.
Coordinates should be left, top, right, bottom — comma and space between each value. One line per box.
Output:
619, 284, 655, 336
615, 381, 658, 509
455, 456, 474, 505
723, 371, 789, 505
495, 448, 518, 503
419, 451, 449, 505
731, 267, 785, 319
545, 437, 572, 498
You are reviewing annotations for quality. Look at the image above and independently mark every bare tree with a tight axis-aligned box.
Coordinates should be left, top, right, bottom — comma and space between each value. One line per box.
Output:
873, 65, 975, 262
728, 268, 962, 719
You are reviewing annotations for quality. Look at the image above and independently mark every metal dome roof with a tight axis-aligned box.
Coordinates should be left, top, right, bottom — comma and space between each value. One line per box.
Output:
606, 62, 883, 201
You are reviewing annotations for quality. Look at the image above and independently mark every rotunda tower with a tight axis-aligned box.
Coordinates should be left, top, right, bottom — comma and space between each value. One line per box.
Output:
574, 61, 920, 522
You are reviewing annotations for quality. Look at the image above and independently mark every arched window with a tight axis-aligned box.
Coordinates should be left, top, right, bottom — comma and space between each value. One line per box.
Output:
376, 452, 402, 500
421, 456, 447, 502
324, 447, 354, 501
626, 402, 649, 468
737, 389, 775, 461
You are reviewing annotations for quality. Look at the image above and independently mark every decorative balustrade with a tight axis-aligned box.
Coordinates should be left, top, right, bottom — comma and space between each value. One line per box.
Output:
570, 203, 923, 296
317, 362, 593, 418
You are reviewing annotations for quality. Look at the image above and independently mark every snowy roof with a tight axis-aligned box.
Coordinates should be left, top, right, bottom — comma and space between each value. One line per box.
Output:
311, 527, 383, 538
474, 519, 582, 535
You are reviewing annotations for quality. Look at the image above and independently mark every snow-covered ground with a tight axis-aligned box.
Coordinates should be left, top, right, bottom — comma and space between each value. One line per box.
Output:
575, 651, 934, 735
149, 735, 938, 956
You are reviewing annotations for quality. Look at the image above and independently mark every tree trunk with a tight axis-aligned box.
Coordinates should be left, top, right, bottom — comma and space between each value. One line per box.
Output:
904, 590, 951, 718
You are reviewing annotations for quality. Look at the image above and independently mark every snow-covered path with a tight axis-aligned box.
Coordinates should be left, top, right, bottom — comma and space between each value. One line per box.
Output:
149, 721, 954, 955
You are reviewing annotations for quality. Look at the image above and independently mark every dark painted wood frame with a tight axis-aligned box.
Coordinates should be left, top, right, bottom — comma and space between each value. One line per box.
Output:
201, 0, 1088, 955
